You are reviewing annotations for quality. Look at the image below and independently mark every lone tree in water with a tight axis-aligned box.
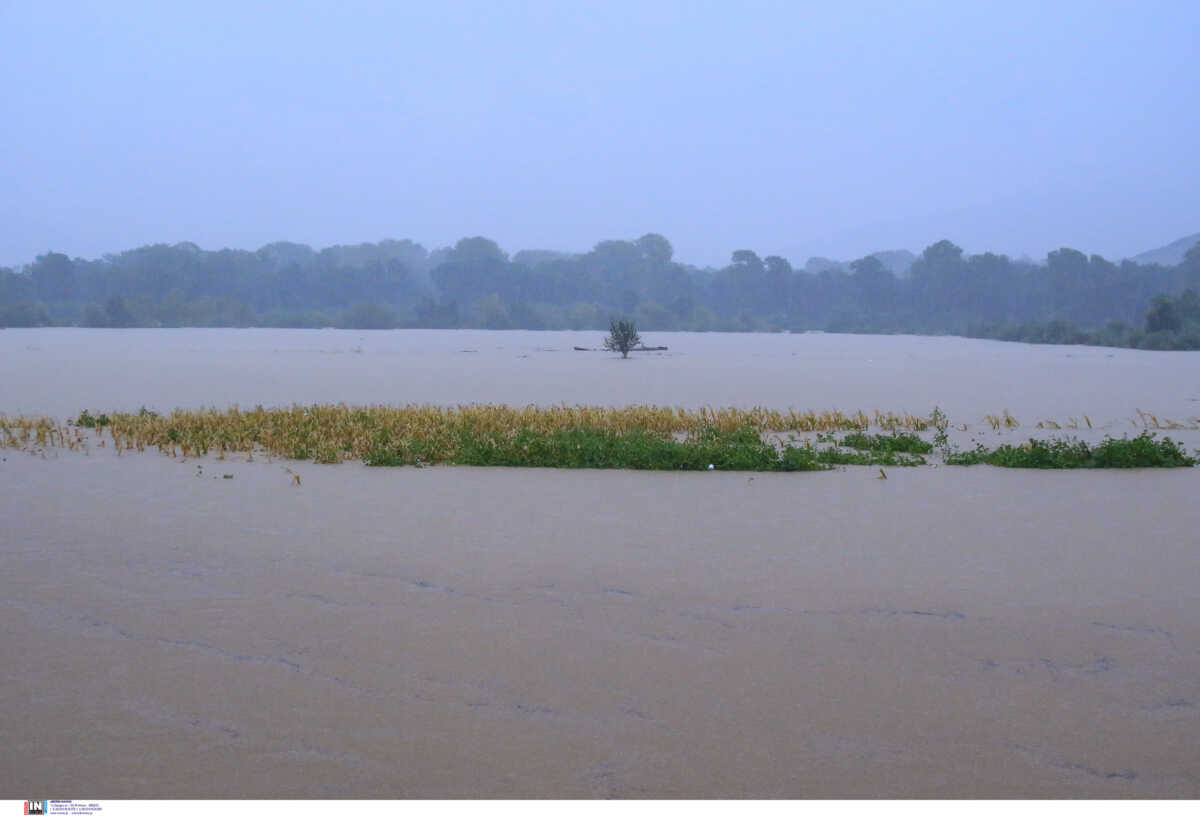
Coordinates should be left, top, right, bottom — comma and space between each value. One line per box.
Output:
604, 318, 641, 358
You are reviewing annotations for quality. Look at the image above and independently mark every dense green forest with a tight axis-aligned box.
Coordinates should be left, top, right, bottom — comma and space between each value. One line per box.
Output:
2, 234, 1199, 349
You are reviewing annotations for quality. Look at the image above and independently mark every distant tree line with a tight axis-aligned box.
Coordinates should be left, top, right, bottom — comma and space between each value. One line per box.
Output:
2, 233, 1199, 349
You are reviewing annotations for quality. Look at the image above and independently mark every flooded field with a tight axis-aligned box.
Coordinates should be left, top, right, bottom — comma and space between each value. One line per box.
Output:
3, 329, 1200, 797
4, 327, 1200, 427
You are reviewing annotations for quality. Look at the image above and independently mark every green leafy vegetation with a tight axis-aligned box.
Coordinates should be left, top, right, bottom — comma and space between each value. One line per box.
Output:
457, 427, 782, 471
838, 431, 933, 454
944, 432, 1195, 469
814, 448, 926, 467
74, 409, 111, 428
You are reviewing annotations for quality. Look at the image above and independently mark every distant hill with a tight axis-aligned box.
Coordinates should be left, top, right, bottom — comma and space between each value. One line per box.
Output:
1131, 233, 1200, 266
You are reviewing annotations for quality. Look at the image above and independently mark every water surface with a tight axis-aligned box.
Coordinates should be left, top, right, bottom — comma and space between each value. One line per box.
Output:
4, 329, 1199, 429
2, 329, 1199, 797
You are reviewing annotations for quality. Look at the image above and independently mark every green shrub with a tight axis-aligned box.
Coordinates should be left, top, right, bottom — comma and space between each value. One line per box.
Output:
1089, 433, 1195, 468
778, 446, 828, 472
945, 433, 1195, 469
840, 431, 933, 454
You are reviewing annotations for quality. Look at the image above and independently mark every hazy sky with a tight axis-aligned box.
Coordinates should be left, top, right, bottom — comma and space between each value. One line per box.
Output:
2, 1, 1197, 269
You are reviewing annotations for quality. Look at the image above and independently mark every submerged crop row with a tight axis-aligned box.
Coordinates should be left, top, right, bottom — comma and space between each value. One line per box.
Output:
0, 405, 1195, 471
67, 403, 934, 463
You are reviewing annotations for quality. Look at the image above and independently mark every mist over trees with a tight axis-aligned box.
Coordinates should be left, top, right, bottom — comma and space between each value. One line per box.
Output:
2, 233, 1199, 349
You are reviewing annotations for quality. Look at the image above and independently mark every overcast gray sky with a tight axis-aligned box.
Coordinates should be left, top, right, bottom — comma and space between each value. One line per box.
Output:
2, 0, 1197, 268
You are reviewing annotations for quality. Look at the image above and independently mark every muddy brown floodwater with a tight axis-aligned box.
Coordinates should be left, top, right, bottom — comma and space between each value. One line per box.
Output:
2, 329, 1199, 797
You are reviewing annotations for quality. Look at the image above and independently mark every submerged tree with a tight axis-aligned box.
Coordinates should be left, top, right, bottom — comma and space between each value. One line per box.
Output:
604, 318, 641, 358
